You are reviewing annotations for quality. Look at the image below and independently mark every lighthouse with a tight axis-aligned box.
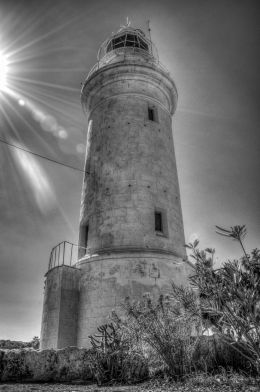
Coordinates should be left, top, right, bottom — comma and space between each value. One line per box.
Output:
40, 25, 191, 349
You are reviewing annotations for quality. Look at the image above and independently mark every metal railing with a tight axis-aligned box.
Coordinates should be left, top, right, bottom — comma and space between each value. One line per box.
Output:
48, 241, 86, 271
86, 47, 169, 80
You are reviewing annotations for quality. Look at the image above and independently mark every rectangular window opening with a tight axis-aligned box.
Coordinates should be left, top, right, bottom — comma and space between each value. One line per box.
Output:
84, 225, 89, 250
148, 106, 158, 122
79, 223, 89, 258
155, 211, 163, 232
154, 209, 168, 237
148, 107, 155, 121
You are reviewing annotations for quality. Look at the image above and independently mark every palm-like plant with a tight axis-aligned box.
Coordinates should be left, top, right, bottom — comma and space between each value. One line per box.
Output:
184, 226, 260, 373
123, 293, 201, 379
216, 225, 248, 261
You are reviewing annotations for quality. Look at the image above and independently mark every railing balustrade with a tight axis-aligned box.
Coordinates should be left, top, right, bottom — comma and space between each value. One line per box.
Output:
86, 47, 169, 80
48, 241, 86, 271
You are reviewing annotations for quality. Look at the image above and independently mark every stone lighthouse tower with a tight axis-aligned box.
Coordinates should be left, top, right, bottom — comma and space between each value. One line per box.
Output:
40, 25, 191, 349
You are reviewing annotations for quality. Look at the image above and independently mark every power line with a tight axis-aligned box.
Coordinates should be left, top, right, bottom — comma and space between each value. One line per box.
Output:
0, 137, 86, 173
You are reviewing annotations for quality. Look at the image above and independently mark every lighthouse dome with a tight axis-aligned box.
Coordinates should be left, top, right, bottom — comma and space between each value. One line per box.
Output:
89, 25, 160, 74
105, 27, 150, 53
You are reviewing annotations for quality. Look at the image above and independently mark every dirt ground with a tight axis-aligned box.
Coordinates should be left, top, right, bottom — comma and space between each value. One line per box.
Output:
0, 384, 139, 392
2, 373, 258, 392
0, 378, 259, 392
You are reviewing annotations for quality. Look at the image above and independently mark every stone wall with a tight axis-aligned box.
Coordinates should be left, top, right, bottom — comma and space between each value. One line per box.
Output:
40, 45, 191, 350
0, 336, 255, 382
74, 57, 192, 346
0, 347, 92, 382
80, 64, 184, 257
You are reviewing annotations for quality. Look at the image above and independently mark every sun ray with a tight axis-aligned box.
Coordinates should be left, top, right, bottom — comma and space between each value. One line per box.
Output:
1, 110, 81, 228
15, 85, 80, 109
11, 141, 57, 214
1, 95, 57, 157
1, 110, 81, 229
5, 46, 83, 65
13, 67, 86, 73
9, 82, 80, 111
0, 52, 8, 91
0, 142, 8, 201
0, 139, 28, 210
3, 9, 49, 53
6, 15, 81, 58
55, 203, 78, 238
0, 108, 32, 211
8, 85, 82, 125
0, 104, 24, 144
8, 75, 79, 92
8, 88, 77, 125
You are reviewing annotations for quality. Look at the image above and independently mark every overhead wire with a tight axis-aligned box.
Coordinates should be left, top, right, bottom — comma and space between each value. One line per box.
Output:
0, 136, 86, 173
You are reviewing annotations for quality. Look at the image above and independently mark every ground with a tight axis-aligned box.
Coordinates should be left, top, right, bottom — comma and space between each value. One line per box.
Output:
0, 376, 259, 392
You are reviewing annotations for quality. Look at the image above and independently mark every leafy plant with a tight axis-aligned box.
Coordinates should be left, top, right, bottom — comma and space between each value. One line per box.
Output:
123, 293, 201, 380
88, 322, 148, 385
0, 336, 40, 350
184, 225, 260, 373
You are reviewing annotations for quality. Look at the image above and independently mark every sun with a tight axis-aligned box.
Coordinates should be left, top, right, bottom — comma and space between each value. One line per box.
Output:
0, 51, 8, 91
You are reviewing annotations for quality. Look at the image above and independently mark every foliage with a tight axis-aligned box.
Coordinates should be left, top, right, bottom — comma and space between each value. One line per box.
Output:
183, 225, 260, 373
30, 336, 40, 349
123, 293, 201, 380
141, 370, 260, 392
0, 336, 40, 350
88, 322, 148, 385
0, 372, 259, 391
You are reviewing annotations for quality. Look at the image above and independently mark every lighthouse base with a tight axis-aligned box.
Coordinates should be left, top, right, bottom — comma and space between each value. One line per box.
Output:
76, 250, 192, 348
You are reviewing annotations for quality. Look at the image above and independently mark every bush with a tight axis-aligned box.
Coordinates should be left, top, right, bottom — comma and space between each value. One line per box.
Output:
0, 336, 40, 350
181, 225, 260, 374
88, 322, 148, 385
0, 347, 93, 382
193, 335, 257, 375
122, 293, 201, 380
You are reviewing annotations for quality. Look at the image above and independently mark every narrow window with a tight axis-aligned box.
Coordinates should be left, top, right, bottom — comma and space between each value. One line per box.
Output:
148, 107, 155, 121
79, 223, 89, 258
84, 225, 89, 249
148, 106, 158, 122
155, 211, 163, 232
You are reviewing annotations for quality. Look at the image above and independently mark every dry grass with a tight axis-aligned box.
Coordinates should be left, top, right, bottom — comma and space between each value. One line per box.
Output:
0, 373, 259, 392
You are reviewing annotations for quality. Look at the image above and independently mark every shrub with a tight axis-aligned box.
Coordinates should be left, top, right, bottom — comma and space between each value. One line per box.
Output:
88, 322, 148, 385
182, 225, 260, 374
123, 293, 201, 380
0, 336, 40, 350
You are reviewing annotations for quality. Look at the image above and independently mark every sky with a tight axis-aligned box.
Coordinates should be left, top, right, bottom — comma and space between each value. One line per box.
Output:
0, 0, 259, 341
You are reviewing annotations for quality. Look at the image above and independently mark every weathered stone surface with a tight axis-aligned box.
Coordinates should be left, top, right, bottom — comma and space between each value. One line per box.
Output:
41, 266, 81, 350
0, 347, 92, 382
77, 253, 191, 347
74, 29, 192, 347
40, 27, 192, 350
79, 93, 185, 256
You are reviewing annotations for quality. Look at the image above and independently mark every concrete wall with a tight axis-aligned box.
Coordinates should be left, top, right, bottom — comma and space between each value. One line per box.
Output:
77, 252, 191, 347
75, 49, 191, 346
80, 63, 185, 258
40, 266, 80, 349
41, 35, 191, 350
